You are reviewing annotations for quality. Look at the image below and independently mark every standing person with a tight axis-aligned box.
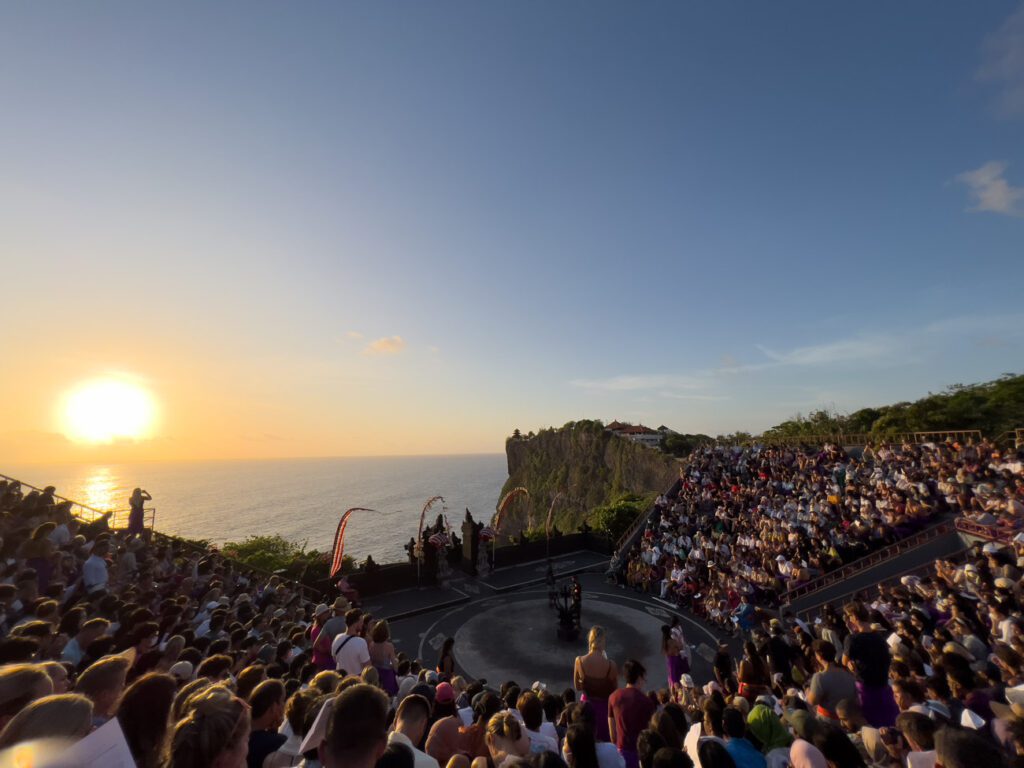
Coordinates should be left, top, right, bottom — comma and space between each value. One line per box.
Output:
332, 610, 370, 676
309, 604, 334, 671
370, 620, 400, 696
607, 660, 655, 768
670, 618, 691, 677
574, 626, 619, 742
437, 637, 456, 680
662, 626, 684, 692
841, 602, 898, 728
805, 640, 856, 721
128, 488, 152, 540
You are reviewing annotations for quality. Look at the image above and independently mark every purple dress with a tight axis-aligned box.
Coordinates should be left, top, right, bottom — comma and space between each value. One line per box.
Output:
667, 653, 686, 688
856, 681, 899, 728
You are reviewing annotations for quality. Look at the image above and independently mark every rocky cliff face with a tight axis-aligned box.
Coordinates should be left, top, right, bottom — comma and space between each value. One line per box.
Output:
497, 420, 679, 534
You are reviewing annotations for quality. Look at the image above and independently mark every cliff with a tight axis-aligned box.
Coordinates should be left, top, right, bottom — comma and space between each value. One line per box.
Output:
497, 420, 679, 535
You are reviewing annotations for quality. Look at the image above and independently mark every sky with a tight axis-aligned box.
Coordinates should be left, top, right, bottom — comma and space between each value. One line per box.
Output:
1, 1, 1023, 463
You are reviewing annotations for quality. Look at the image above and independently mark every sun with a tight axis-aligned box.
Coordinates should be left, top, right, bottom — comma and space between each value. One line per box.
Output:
62, 378, 158, 443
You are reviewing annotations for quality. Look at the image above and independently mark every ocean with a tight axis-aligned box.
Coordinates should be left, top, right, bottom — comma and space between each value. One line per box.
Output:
2, 454, 509, 563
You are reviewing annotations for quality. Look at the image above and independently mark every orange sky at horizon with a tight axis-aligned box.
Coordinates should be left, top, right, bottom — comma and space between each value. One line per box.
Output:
0, 329, 513, 465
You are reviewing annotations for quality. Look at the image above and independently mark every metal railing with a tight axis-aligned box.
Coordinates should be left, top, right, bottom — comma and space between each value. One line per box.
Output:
615, 478, 683, 554
783, 520, 953, 605
954, 517, 1018, 544
792, 550, 968, 620
0, 472, 155, 530
2, 471, 324, 598
720, 430, 985, 448
994, 429, 1024, 450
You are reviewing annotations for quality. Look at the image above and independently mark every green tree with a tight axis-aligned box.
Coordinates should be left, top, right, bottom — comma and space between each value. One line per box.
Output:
592, 494, 650, 541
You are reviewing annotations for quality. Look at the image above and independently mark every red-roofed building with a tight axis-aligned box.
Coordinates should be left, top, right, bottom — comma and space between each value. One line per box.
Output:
605, 421, 663, 449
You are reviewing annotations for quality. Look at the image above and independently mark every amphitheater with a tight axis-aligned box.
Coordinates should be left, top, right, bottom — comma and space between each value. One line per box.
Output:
1, 426, 1022, 768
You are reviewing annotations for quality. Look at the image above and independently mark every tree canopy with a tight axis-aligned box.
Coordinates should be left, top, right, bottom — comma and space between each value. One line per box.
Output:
762, 373, 1024, 439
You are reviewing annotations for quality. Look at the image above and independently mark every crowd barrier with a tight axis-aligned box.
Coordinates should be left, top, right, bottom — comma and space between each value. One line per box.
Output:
783, 520, 954, 605
0, 472, 156, 530
954, 517, 1019, 545
725, 430, 984, 448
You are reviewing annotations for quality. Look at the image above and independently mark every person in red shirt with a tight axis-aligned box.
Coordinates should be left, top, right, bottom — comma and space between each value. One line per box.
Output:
607, 660, 656, 768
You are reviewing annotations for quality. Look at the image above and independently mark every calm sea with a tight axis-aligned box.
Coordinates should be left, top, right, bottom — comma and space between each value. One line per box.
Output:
2, 455, 508, 563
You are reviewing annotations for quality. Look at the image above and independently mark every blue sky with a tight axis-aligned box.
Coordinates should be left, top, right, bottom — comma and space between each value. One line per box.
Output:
1, 2, 1022, 459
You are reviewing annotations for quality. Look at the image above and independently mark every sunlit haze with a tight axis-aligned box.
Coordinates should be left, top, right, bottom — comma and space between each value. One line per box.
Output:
1, 3, 1022, 464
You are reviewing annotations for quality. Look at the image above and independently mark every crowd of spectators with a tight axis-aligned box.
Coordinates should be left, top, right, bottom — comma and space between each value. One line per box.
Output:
626, 439, 1024, 628
3, 433, 1024, 768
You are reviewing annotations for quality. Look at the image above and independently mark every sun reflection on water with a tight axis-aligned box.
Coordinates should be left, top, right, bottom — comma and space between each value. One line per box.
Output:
81, 468, 117, 510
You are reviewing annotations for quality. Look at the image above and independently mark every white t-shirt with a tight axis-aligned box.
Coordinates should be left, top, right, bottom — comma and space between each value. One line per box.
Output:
331, 632, 370, 675
388, 731, 439, 768
83, 555, 108, 593
526, 728, 558, 755
563, 741, 625, 768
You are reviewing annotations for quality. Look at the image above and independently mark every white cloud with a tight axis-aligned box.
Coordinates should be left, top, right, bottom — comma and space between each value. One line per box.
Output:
979, 5, 1024, 117
362, 336, 407, 356
955, 161, 1024, 217
345, 331, 364, 340
427, 345, 440, 354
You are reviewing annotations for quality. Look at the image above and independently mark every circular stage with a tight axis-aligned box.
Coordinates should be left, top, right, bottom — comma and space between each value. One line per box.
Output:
396, 579, 719, 693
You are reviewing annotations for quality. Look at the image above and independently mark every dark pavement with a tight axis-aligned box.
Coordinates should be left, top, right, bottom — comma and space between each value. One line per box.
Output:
367, 561, 731, 692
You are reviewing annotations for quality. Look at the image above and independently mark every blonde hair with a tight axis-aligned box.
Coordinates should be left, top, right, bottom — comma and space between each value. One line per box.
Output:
0, 694, 93, 749
588, 625, 606, 652
168, 685, 250, 768
75, 655, 131, 698
311, 670, 342, 695
172, 678, 213, 722
360, 666, 380, 688
486, 711, 523, 742
161, 635, 186, 663
0, 664, 53, 708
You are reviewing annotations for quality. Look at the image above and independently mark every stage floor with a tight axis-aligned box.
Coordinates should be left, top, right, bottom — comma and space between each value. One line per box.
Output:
369, 567, 728, 692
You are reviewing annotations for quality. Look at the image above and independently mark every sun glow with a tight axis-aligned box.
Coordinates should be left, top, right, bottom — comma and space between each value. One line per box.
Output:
62, 378, 158, 443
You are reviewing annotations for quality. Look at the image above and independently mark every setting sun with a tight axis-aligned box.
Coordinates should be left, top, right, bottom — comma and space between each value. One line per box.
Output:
61, 379, 158, 443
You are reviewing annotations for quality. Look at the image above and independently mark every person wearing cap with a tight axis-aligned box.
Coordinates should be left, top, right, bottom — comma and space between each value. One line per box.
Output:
426, 682, 464, 765
169, 660, 194, 682
390, 693, 440, 768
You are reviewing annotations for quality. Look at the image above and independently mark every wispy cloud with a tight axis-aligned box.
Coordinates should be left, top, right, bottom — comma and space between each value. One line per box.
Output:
345, 331, 364, 340
570, 313, 1024, 397
955, 161, 1024, 217
657, 392, 729, 401
755, 337, 896, 366
978, 5, 1024, 118
362, 335, 407, 356
570, 374, 705, 392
